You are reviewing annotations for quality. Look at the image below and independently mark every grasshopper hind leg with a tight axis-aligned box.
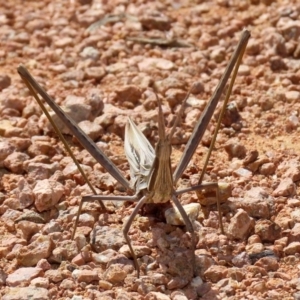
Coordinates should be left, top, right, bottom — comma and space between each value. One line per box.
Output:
123, 195, 149, 278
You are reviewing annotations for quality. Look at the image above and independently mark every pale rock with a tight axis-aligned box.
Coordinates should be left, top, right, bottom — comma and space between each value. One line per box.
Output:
26, 140, 55, 157
265, 278, 285, 290
98, 280, 113, 290
33, 179, 64, 212
0, 209, 22, 223
40, 100, 91, 135
228, 209, 255, 239
59, 69, 84, 82
62, 162, 92, 179
167, 277, 190, 290
139, 13, 171, 30
16, 235, 54, 267
26, 162, 60, 180
246, 243, 264, 254
286, 115, 299, 130
103, 264, 128, 284
149, 273, 168, 285
0, 141, 15, 166
283, 165, 300, 182
91, 249, 118, 264
238, 65, 250, 76
0, 234, 26, 256
74, 234, 87, 251
94, 113, 115, 128
227, 267, 245, 282
191, 276, 203, 289
3, 198, 24, 211
106, 62, 127, 73
247, 156, 270, 173
184, 109, 201, 129
42, 220, 62, 234
198, 32, 218, 49
85, 89, 104, 118
248, 234, 261, 244
154, 77, 185, 94
285, 91, 300, 102
284, 242, 300, 255
233, 168, 252, 179
273, 178, 296, 197
171, 292, 188, 300
84, 66, 106, 80
105, 113, 127, 136
59, 278, 76, 289
44, 269, 64, 283
30, 277, 49, 288
16, 221, 40, 241
165, 88, 186, 108
80, 46, 100, 60
186, 96, 206, 109
25, 18, 50, 32
6, 267, 44, 287
72, 269, 99, 283
210, 47, 226, 63
119, 244, 151, 258
15, 178, 34, 209
246, 39, 261, 55
36, 259, 51, 271
259, 162, 276, 175
4, 152, 29, 173
2, 287, 48, 300
289, 223, 300, 243
145, 292, 171, 300
54, 37, 73, 48
224, 139, 247, 159
112, 85, 142, 106
0, 268, 7, 286
75, 213, 95, 228
51, 247, 69, 263
95, 173, 118, 192
232, 252, 251, 267
92, 226, 125, 252
204, 265, 228, 283
51, 240, 78, 262
48, 64, 67, 73
134, 276, 156, 294
238, 187, 274, 219
274, 207, 293, 229
291, 209, 300, 223
138, 58, 174, 72
78, 120, 103, 141
6, 244, 23, 260
71, 253, 86, 266
254, 219, 281, 242
165, 203, 200, 226
195, 254, 216, 277
274, 237, 288, 249
0, 120, 17, 138
250, 280, 267, 293
254, 257, 279, 272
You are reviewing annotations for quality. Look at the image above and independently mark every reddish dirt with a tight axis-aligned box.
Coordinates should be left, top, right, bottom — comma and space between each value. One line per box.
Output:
1, 0, 300, 299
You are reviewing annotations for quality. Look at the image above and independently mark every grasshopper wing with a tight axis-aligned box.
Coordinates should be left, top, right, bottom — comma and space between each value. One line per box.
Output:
124, 117, 155, 193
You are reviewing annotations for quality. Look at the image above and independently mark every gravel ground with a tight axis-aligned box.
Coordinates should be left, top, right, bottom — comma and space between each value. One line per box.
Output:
1, 0, 300, 299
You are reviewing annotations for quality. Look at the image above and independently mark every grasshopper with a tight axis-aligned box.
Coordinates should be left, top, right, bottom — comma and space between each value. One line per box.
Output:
17, 29, 250, 277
